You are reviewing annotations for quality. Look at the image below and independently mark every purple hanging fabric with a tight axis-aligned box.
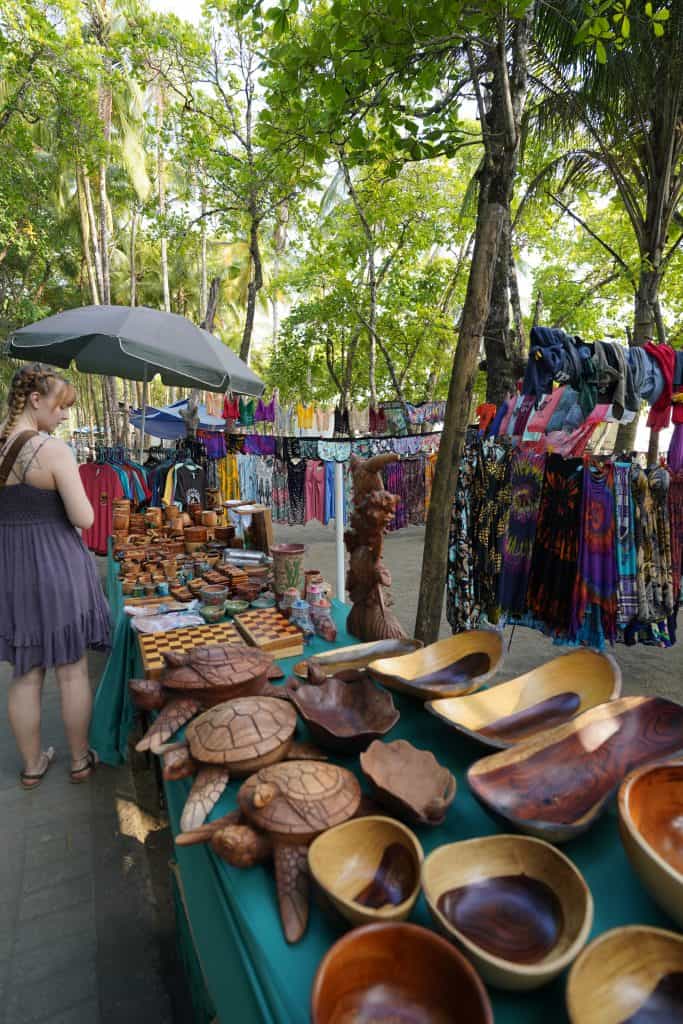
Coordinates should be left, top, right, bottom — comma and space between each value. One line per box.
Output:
571, 462, 618, 645
668, 423, 683, 473
498, 449, 547, 616
243, 434, 276, 456
384, 461, 408, 531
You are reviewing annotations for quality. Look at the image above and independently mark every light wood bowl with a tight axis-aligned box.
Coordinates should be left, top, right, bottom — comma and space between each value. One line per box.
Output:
427, 649, 621, 749
368, 631, 503, 700
618, 760, 683, 929
360, 739, 456, 827
566, 925, 683, 1024
311, 921, 493, 1024
422, 835, 593, 990
468, 696, 683, 842
297, 638, 423, 679
308, 816, 423, 928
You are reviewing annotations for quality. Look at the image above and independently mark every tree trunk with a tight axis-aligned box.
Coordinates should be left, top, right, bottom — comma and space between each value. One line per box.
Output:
201, 276, 221, 333
484, 213, 517, 404
98, 157, 110, 304
200, 195, 208, 323
615, 266, 660, 454
157, 88, 171, 314
82, 171, 104, 302
368, 251, 378, 409
239, 209, 263, 364
271, 202, 288, 346
415, 186, 505, 642
76, 167, 100, 305
129, 207, 137, 307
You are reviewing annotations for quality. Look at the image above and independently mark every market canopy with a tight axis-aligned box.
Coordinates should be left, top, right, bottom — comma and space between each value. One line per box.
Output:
7, 304, 264, 396
130, 398, 226, 440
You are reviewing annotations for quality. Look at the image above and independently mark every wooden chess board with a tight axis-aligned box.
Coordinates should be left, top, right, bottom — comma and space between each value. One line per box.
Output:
234, 607, 303, 658
138, 621, 243, 679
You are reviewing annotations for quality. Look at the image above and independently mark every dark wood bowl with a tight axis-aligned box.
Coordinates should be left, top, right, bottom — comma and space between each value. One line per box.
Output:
368, 631, 503, 700
360, 739, 456, 827
308, 815, 423, 928
566, 925, 683, 1024
422, 835, 593, 990
618, 760, 683, 929
467, 697, 683, 842
311, 921, 493, 1024
427, 649, 621, 750
288, 676, 399, 753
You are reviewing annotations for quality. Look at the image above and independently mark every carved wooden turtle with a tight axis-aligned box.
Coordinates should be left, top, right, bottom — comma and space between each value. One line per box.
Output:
133, 644, 287, 756
211, 760, 361, 943
165, 697, 325, 836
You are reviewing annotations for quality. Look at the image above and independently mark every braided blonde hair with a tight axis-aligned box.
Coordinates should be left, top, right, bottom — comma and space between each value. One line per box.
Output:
0, 363, 74, 444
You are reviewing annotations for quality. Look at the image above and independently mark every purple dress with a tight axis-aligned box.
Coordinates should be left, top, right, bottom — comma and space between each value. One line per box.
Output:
0, 484, 111, 678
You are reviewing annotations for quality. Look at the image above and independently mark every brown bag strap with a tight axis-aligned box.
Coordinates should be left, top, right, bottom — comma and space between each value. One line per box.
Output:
0, 430, 39, 489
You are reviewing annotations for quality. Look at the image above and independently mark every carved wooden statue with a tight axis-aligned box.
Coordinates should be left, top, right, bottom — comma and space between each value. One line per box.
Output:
345, 453, 408, 642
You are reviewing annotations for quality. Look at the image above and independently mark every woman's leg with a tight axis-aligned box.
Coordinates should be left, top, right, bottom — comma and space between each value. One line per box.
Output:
8, 666, 47, 772
55, 656, 93, 768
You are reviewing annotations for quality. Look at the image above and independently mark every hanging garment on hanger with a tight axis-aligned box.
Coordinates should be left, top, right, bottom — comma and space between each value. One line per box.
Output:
237, 453, 258, 502
644, 341, 676, 430
384, 461, 407, 531
446, 442, 480, 633
527, 455, 584, 635
668, 468, 683, 612
498, 450, 547, 617
217, 453, 240, 501
424, 453, 437, 515
175, 462, 207, 508
631, 464, 671, 623
304, 459, 326, 523
571, 461, 618, 646
471, 441, 513, 623
323, 461, 336, 525
79, 462, 126, 555
223, 395, 240, 421
287, 459, 306, 524
272, 458, 290, 523
615, 462, 638, 628
255, 456, 274, 507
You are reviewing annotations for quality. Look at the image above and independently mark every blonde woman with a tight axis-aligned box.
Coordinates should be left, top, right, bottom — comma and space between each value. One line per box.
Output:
0, 363, 110, 788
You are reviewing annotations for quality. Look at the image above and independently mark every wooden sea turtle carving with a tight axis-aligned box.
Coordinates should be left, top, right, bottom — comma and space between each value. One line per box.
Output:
211, 760, 361, 943
133, 644, 288, 756
163, 697, 327, 835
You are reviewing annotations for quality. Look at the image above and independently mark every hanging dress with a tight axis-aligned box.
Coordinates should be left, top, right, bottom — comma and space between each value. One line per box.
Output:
446, 442, 480, 633
498, 450, 547, 617
571, 461, 618, 646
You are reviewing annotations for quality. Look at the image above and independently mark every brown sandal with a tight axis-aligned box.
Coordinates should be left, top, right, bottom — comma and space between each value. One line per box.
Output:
20, 747, 56, 790
70, 748, 98, 784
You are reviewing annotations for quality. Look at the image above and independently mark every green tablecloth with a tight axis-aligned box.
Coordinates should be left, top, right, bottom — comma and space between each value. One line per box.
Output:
92, 555, 674, 1024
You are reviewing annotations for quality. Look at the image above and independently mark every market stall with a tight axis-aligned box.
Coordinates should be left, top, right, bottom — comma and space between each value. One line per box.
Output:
90, 527, 680, 1024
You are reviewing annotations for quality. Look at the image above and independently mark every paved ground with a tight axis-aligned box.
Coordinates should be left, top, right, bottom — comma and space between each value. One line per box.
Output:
0, 525, 680, 1024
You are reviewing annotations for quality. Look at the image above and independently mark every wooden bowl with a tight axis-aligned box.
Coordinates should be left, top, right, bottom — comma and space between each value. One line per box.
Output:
618, 760, 683, 928
368, 631, 503, 700
299, 638, 423, 679
467, 697, 683, 843
288, 676, 399, 753
427, 649, 622, 749
422, 835, 593, 990
360, 739, 456, 827
566, 925, 683, 1024
311, 921, 493, 1024
308, 816, 423, 928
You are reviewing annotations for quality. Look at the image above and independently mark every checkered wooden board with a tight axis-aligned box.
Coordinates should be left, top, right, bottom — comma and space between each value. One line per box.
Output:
234, 607, 303, 658
138, 621, 242, 679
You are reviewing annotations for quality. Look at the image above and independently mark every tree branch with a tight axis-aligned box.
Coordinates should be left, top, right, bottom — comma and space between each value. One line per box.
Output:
547, 192, 636, 284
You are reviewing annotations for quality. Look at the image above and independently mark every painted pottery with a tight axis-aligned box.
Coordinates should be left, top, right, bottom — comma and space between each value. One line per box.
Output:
212, 761, 361, 943
199, 604, 224, 624
468, 697, 683, 842
422, 835, 593, 990
224, 599, 250, 616
427, 649, 622, 749
369, 631, 504, 700
566, 925, 683, 1024
296, 638, 423, 679
360, 739, 456, 826
308, 816, 423, 928
311, 922, 493, 1024
618, 760, 683, 928
271, 543, 306, 597
287, 675, 399, 753
200, 585, 228, 607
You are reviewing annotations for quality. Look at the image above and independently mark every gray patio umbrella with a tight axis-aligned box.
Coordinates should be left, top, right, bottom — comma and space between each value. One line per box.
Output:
7, 304, 264, 457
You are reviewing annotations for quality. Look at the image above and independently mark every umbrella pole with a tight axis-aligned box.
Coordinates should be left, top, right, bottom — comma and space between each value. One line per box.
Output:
139, 367, 148, 463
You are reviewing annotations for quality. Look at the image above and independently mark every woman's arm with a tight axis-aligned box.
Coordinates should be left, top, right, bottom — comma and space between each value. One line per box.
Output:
46, 440, 95, 530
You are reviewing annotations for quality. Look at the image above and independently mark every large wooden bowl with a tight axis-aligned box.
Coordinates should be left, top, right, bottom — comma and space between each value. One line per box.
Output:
311, 921, 493, 1024
566, 925, 683, 1024
422, 835, 593, 990
467, 697, 683, 842
288, 676, 399, 753
427, 649, 621, 750
618, 760, 683, 929
308, 816, 423, 928
360, 739, 457, 827
368, 631, 503, 700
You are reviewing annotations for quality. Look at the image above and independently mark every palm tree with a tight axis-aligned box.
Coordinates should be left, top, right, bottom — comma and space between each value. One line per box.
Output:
530, 1, 683, 449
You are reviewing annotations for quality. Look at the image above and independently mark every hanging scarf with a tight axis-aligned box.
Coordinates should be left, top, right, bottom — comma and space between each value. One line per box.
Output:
669, 470, 683, 611
446, 443, 480, 633
498, 450, 547, 617
644, 341, 676, 431
527, 455, 584, 634
614, 463, 638, 627
471, 441, 512, 624
632, 465, 670, 623
649, 466, 674, 617
571, 461, 618, 645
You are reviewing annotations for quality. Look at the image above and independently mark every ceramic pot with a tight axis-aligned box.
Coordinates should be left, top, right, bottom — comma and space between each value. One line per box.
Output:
199, 603, 225, 624
271, 544, 306, 598
201, 585, 228, 607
